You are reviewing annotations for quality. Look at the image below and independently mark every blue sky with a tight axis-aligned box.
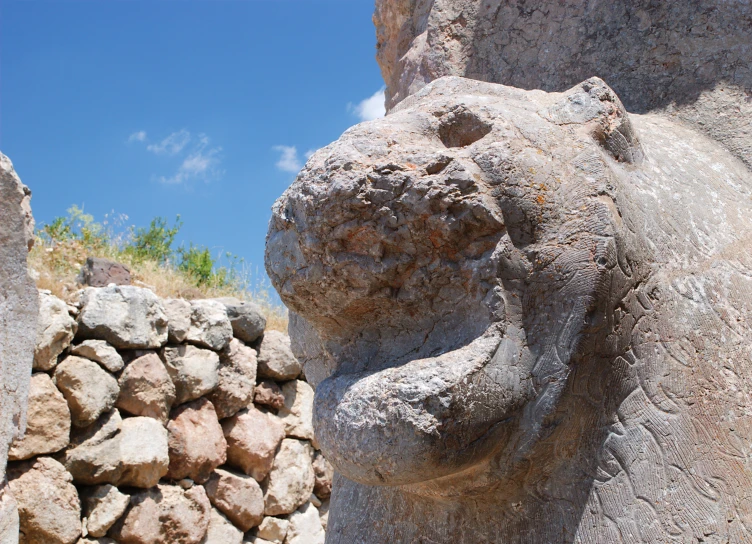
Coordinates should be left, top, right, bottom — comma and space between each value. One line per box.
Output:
1, 0, 385, 292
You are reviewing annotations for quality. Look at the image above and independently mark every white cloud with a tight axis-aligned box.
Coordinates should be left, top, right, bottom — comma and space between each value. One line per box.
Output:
274, 145, 303, 173
147, 129, 191, 155
158, 135, 222, 184
128, 130, 147, 142
349, 88, 386, 122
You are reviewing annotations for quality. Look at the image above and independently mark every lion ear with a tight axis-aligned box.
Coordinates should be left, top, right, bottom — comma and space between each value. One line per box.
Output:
540, 77, 644, 165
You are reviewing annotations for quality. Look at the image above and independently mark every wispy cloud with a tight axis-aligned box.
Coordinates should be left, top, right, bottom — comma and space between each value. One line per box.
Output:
129, 129, 222, 185
349, 88, 386, 122
128, 130, 147, 143
274, 145, 303, 173
158, 133, 222, 184
146, 129, 191, 156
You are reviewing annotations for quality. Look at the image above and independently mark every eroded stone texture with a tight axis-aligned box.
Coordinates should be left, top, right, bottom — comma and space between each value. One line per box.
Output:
276, 380, 314, 441
253, 380, 285, 411
185, 300, 233, 351
8, 457, 81, 544
222, 407, 286, 482
34, 290, 77, 371
163, 298, 192, 344
256, 331, 301, 381
116, 352, 176, 423
80, 485, 129, 538
206, 338, 257, 419
110, 484, 210, 544
78, 257, 131, 288
311, 452, 333, 500
161, 345, 220, 405
266, 76, 752, 542
71, 340, 124, 373
374, 0, 752, 169
255, 517, 288, 544
263, 439, 314, 516
213, 297, 266, 343
0, 153, 36, 489
9, 373, 71, 461
204, 468, 264, 532
284, 502, 324, 544
166, 398, 227, 483
77, 286, 168, 349
54, 356, 119, 427
199, 508, 243, 544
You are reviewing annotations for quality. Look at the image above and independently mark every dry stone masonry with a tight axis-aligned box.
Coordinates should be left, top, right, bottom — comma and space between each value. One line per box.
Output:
8, 286, 331, 544
265, 3, 752, 539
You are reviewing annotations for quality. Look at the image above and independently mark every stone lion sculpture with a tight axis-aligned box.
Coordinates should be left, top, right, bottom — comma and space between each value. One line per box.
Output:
265, 75, 752, 542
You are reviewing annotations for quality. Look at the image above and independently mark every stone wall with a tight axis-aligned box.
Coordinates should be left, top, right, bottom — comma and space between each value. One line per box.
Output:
7, 285, 330, 544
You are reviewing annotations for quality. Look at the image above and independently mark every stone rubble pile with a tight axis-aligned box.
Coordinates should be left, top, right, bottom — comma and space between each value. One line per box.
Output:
8, 285, 331, 544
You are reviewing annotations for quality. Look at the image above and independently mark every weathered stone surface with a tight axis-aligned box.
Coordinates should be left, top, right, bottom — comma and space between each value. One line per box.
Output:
54, 356, 119, 427
80, 485, 129, 538
34, 290, 77, 371
0, 482, 19, 544
213, 297, 266, 343
256, 331, 301, 381
277, 380, 314, 441
284, 503, 324, 544
185, 299, 233, 351
263, 439, 314, 516
311, 452, 333, 500
64, 411, 168, 488
222, 407, 286, 482
204, 468, 264, 532
163, 298, 191, 344
77, 538, 117, 544
116, 352, 176, 423
374, 0, 752, 169
266, 73, 752, 542
318, 500, 328, 531
0, 153, 37, 489
166, 398, 227, 483
199, 508, 243, 544
78, 257, 131, 287
71, 340, 124, 373
255, 517, 289, 544
207, 338, 257, 419
8, 457, 81, 544
9, 373, 70, 461
161, 345, 220, 405
253, 380, 285, 411
77, 286, 168, 349
111, 484, 210, 544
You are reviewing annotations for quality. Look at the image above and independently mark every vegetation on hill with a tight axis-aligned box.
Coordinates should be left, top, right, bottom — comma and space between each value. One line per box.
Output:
30, 205, 288, 331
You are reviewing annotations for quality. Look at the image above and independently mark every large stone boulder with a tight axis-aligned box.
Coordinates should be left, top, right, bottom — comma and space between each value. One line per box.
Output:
110, 484, 210, 544
163, 298, 191, 343
204, 468, 264, 532
0, 153, 37, 490
64, 411, 168, 488
373, 0, 752, 169
185, 300, 233, 351
161, 345, 220, 405
206, 338, 257, 419
213, 297, 266, 343
263, 439, 315, 516
8, 457, 81, 544
34, 290, 77, 371
54, 356, 119, 427
71, 340, 124, 373
9, 372, 71, 461
76, 286, 168, 349
276, 380, 314, 441
166, 398, 227, 483
256, 331, 301, 381
265, 70, 752, 542
116, 352, 176, 423
222, 407, 286, 482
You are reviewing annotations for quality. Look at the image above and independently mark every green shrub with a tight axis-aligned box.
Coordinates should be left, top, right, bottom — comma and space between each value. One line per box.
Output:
124, 216, 182, 264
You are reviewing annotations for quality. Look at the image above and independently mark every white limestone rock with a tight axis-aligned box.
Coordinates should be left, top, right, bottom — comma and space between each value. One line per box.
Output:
277, 380, 314, 441
162, 298, 192, 343
76, 286, 168, 349
53, 356, 119, 427
161, 344, 220, 405
256, 331, 301, 381
70, 340, 124, 373
263, 439, 315, 516
284, 502, 325, 544
80, 484, 129, 538
207, 338, 257, 420
204, 468, 264, 532
213, 297, 266, 343
185, 299, 233, 351
34, 290, 77, 371
199, 508, 243, 544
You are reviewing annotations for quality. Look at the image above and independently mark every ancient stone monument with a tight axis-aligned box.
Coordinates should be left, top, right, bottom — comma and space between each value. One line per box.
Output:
265, 1, 752, 542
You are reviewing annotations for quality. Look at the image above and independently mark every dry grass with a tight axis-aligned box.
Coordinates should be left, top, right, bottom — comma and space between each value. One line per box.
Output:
30, 237, 289, 332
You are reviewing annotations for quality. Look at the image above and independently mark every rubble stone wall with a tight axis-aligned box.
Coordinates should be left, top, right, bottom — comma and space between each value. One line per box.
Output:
7, 285, 330, 544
